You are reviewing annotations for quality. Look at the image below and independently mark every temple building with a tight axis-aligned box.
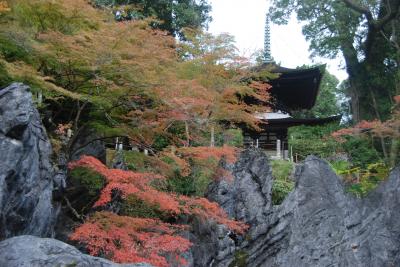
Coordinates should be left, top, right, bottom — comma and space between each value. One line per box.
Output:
243, 15, 341, 160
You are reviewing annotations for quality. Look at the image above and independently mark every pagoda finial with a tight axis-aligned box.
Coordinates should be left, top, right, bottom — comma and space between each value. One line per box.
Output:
264, 14, 273, 64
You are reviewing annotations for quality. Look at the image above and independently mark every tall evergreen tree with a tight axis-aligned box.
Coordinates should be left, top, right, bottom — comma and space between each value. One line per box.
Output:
269, 0, 400, 122
92, 0, 212, 38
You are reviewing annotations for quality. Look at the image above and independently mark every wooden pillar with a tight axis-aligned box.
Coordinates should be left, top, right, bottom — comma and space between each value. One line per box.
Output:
37, 91, 43, 105
277, 139, 281, 159
210, 125, 215, 147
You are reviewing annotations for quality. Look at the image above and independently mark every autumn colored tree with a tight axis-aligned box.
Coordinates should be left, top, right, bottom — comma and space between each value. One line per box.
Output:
68, 156, 248, 266
332, 96, 400, 166
70, 212, 191, 267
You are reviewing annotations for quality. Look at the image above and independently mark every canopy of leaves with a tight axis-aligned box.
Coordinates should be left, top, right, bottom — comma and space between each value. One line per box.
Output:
69, 156, 248, 265
269, 0, 400, 121
90, 0, 212, 38
0, 0, 270, 153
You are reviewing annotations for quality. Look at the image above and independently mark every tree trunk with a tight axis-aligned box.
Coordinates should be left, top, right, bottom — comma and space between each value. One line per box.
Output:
210, 125, 215, 147
184, 121, 190, 147
389, 136, 398, 167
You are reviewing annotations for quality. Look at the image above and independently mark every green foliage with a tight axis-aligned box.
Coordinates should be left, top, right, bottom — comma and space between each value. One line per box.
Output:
229, 250, 248, 267
223, 128, 244, 147
289, 123, 382, 169
69, 167, 106, 198
122, 151, 153, 172
187, 161, 215, 196
271, 159, 294, 181
272, 179, 294, 206
289, 123, 341, 160
270, 160, 295, 205
329, 160, 351, 175
0, 35, 31, 63
11, 1, 97, 35
152, 134, 170, 151
91, 0, 212, 38
121, 194, 162, 218
165, 170, 197, 196
341, 137, 381, 168
345, 163, 390, 198
0, 63, 11, 88
268, 0, 399, 121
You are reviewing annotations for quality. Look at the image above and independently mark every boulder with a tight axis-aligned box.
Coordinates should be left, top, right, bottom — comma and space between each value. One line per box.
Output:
0, 235, 153, 267
0, 83, 58, 239
200, 149, 400, 267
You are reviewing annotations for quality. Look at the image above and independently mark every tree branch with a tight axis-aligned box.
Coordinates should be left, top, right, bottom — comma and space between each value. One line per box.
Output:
70, 135, 126, 155
341, 0, 374, 21
374, 0, 400, 29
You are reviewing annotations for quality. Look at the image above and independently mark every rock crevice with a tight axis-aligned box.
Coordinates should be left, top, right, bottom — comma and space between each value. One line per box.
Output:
201, 150, 400, 267
0, 83, 58, 239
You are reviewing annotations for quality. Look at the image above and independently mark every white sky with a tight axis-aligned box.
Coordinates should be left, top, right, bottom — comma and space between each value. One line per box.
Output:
208, 0, 348, 81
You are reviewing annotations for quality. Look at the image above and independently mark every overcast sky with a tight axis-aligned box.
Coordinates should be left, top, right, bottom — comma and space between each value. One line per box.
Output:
208, 0, 348, 81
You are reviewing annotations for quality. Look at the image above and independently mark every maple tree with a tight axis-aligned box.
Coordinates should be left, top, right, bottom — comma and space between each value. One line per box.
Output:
332, 95, 400, 166
70, 211, 191, 267
68, 156, 248, 265
0, 0, 272, 154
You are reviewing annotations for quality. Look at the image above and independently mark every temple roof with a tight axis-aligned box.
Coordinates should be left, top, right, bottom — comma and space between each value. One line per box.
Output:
261, 114, 342, 130
255, 63, 325, 111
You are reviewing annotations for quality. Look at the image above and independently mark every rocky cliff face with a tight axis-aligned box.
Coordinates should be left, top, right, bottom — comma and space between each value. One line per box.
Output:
1, 82, 400, 267
0, 83, 58, 238
201, 149, 400, 267
0, 235, 153, 267
0, 83, 153, 267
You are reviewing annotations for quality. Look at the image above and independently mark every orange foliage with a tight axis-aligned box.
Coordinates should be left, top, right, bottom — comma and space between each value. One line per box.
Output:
177, 146, 238, 164
0, 1, 10, 12
332, 98, 400, 143
160, 152, 191, 177
69, 156, 248, 265
393, 95, 400, 105
70, 212, 191, 267
69, 155, 247, 224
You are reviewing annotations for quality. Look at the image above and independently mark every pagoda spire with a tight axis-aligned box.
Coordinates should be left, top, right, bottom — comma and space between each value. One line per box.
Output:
263, 14, 274, 64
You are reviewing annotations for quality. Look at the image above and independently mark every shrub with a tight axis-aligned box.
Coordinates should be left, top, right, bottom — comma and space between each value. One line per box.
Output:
288, 123, 341, 160
67, 166, 106, 214
341, 137, 381, 168
69, 166, 106, 198
272, 179, 294, 205
0, 35, 31, 63
69, 156, 249, 266
270, 160, 295, 205
0, 63, 11, 88
343, 163, 390, 197
121, 194, 162, 218
223, 128, 244, 147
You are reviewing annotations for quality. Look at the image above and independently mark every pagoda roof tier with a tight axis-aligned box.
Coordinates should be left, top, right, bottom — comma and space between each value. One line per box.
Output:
259, 114, 342, 131
255, 63, 326, 111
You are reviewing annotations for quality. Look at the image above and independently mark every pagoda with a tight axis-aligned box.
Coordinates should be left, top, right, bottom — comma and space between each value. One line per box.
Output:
243, 14, 341, 160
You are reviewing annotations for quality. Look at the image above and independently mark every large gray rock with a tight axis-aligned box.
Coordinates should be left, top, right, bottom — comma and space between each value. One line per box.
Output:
0, 235, 153, 267
70, 125, 107, 164
0, 83, 57, 239
201, 149, 400, 267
